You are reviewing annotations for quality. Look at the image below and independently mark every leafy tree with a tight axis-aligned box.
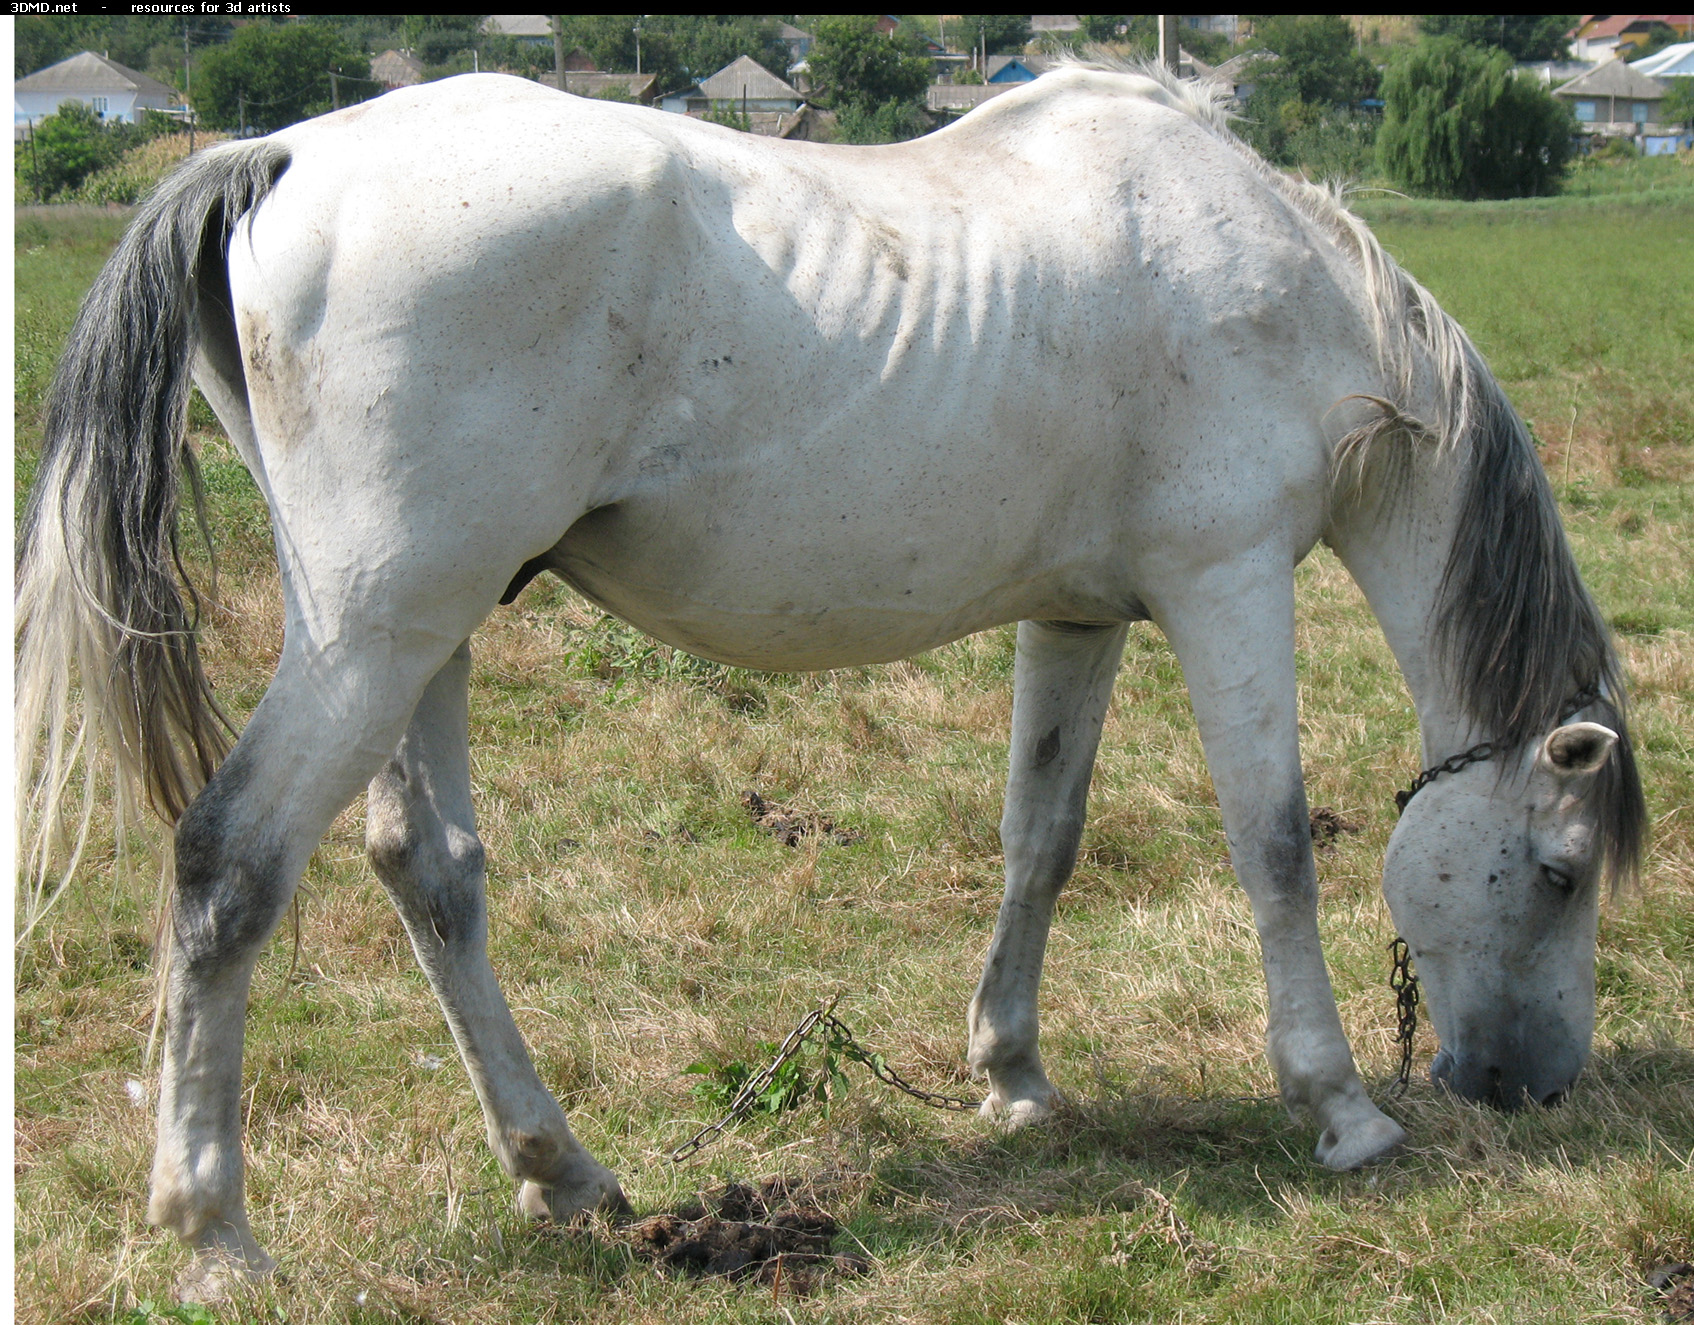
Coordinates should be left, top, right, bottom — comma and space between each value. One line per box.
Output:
17, 101, 119, 200
1235, 16, 1380, 164
1180, 29, 1234, 65
17, 16, 75, 78
806, 16, 932, 110
400, 15, 484, 66
1075, 16, 1230, 63
654, 15, 788, 83
479, 32, 554, 80
1246, 15, 1378, 106
805, 17, 934, 145
1419, 15, 1579, 63
1377, 37, 1574, 199
193, 21, 371, 134
1078, 15, 1135, 44
956, 15, 1033, 56
1077, 14, 1156, 52
1661, 77, 1694, 129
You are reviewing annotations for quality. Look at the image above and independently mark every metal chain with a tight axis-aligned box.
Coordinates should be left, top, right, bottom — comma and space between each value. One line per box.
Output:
670, 997, 981, 1163
1394, 743, 1493, 815
1387, 684, 1603, 1087
1394, 684, 1602, 816
1388, 937, 1420, 1095
817, 1012, 982, 1113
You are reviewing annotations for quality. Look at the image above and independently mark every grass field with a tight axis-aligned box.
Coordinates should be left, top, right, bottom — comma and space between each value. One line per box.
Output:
13, 156, 1694, 1324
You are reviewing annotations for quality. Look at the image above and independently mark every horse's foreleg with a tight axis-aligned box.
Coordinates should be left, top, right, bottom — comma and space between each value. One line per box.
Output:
151, 641, 455, 1302
1155, 558, 1406, 1170
366, 642, 627, 1223
969, 620, 1129, 1123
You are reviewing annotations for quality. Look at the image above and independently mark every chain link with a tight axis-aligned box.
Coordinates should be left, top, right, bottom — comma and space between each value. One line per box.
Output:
1388, 937, 1420, 1096
1394, 742, 1493, 815
670, 997, 982, 1162
1394, 684, 1602, 816
817, 1012, 982, 1113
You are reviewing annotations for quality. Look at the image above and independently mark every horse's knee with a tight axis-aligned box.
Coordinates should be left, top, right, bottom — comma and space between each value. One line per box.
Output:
172, 758, 292, 972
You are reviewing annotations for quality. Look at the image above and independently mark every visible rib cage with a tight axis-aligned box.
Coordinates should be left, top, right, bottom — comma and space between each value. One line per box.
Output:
14, 141, 291, 937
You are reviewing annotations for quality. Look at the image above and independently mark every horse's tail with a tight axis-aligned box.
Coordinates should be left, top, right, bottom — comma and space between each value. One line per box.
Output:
15, 141, 291, 938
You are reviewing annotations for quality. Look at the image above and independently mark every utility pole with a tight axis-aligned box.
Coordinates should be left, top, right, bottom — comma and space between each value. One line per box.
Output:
329, 70, 339, 111
552, 16, 566, 90
1158, 15, 1181, 76
634, 20, 642, 76
28, 119, 42, 203
183, 21, 194, 153
238, 91, 246, 138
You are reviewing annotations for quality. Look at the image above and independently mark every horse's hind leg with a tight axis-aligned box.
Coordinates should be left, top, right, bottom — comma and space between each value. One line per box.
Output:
150, 634, 463, 1301
366, 642, 626, 1222
969, 620, 1129, 1122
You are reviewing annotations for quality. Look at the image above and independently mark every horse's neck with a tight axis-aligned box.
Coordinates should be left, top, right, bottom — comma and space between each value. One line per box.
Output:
1326, 447, 1476, 764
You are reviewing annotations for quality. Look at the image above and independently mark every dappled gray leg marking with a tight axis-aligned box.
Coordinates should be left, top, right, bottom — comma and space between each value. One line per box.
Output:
1155, 561, 1404, 1169
969, 620, 1129, 1124
366, 642, 626, 1221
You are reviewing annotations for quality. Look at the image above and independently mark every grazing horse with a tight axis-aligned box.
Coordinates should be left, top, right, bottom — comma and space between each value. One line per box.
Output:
16, 67, 1644, 1299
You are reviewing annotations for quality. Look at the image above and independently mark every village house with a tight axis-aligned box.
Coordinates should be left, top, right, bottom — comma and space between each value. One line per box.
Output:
1633, 37, 1694, 75
370, 49, 425, 92
1567, 14, 1694, 62
481, 15, 554, 47
1552, 57, 1672, 138
15, 51, 182, 138
662, 55, 802, 116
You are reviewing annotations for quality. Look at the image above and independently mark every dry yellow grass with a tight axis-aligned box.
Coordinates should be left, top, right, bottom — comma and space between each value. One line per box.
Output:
13, 193, 1694, 1324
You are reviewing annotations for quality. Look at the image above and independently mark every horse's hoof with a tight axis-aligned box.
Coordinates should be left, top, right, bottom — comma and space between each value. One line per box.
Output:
979, 1088, 1060, 1129
175, 1245, 276, 1305
517, 1168, 631, 1223
1313, 1111, 1407, 1170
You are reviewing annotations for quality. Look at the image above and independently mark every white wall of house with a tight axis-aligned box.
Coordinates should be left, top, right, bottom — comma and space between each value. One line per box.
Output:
16, 86, 171, 129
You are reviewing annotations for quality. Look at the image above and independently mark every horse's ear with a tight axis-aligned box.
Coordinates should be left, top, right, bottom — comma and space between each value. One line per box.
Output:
1539, 722, 1618, 778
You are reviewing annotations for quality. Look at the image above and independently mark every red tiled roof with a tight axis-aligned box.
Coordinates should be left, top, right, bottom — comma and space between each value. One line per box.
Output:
1570, 14, 1694, 40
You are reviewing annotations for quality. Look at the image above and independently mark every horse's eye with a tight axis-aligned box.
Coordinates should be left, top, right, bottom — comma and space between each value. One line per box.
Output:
1541, 864, 1575, 892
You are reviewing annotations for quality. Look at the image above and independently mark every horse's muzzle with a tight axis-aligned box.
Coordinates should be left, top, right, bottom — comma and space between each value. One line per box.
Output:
1429, 1047, 1576, 1110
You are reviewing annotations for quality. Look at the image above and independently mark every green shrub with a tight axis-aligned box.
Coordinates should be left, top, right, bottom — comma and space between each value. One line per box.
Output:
15, 101, 116, 200
836, 98, 932, 145
702, 101, 750, 132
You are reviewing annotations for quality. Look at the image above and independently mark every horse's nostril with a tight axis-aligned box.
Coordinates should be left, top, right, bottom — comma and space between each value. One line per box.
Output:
1541, 1087, 1568, 1108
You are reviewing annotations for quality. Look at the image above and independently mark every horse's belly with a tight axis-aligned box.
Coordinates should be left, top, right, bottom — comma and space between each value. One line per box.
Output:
550, 499, 1133, 671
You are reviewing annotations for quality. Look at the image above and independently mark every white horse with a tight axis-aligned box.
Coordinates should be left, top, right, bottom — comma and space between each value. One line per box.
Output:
16, 67, 1644, 1300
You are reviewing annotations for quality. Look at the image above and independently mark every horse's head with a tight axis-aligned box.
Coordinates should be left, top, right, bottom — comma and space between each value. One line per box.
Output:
1382, 721, 1622, 1109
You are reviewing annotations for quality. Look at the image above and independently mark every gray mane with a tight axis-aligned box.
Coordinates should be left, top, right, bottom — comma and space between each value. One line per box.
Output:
1065, 57, 1646, 886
